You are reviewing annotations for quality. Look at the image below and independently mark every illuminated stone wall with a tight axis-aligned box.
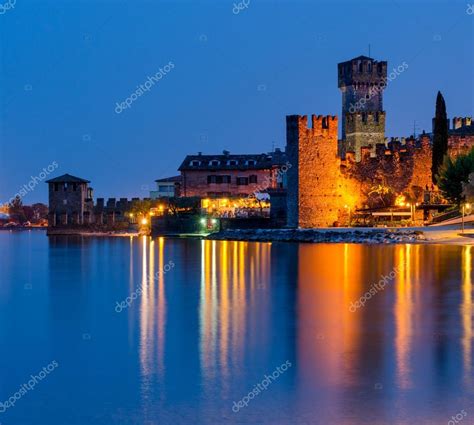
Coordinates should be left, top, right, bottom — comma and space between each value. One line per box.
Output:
287, 115, 356, 228
286, 118, 436, 228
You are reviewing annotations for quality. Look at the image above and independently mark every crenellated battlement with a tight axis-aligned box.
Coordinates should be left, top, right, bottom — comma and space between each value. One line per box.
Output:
286, 114, 338, 140
338, 56, 388, 87
95, 197, 151, 211
346, 111, 386, 125
453, 116, 472, 130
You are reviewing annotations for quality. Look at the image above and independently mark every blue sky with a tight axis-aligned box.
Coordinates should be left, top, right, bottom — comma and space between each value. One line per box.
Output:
0, 0, 472, 203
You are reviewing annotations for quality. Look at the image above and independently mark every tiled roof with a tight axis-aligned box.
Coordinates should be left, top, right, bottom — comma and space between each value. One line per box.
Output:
45, 174, 90, 183
178, 151, 287, 171
155, 175, 182, 183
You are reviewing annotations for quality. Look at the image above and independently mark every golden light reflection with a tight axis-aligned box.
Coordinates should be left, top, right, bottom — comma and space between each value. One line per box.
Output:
139, 236, 167, 382
199, 240, 271, 392
298, 244, 364, 388
461, 245, 472, 383
394, 244, 415, 389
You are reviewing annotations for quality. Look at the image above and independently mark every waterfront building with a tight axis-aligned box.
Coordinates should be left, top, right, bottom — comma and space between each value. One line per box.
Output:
178, 149, 287, 198
150, 176, 181, 199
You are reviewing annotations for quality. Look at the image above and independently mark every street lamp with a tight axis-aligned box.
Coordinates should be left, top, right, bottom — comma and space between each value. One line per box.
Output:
461, 203, 471, 234
344, 205, 352, 227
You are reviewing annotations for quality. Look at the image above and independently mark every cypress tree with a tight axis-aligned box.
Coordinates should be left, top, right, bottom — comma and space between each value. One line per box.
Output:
431, 91, 449, 184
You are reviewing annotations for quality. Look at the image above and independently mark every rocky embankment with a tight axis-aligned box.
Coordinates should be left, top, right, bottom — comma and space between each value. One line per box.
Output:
207, 228, 426, 244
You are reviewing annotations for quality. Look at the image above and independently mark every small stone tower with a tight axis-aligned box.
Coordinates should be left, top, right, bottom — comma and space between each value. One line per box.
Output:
338, 56, 387, 160
46, 174, 94, 226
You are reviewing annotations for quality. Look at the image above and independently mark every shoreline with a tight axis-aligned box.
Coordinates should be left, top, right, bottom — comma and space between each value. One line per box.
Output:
206, 226, 474, 245
16, 225, 473, 245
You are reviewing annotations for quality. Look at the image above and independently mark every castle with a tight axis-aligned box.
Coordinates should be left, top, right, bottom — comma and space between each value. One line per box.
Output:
45, 55, 473, 233
286, 56, 473, 228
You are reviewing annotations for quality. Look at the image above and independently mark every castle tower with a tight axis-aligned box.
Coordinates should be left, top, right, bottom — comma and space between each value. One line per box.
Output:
338, 56, 387, 160
286, 115, 342, 228
45, 174, 93, 226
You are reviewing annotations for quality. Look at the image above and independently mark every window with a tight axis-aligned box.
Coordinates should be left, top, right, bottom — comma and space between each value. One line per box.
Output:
209, 160, 220, 166
158, 185, 171, 191
245, 159, 256, 166
207, 175, 231, 184
190, 160, 201, 166
236, 177, 249, 185
63, 183, 67, 191
227, 160, 238, 166
367, 62, 372, 72
249, 175, 258, 184
73, 183, 77, 191
54, 183, 59, 191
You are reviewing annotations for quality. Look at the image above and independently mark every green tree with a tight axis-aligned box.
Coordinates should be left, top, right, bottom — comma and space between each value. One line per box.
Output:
167, 197, 200, 217
403, 185, 424, 205
8, 196, 26, 223
463, 172, 474, 203
31, 203, 49, 221
129, 199, 153, 218
431, 91, 449, 184
437, 148, 474, 204
367, 180, 394, 207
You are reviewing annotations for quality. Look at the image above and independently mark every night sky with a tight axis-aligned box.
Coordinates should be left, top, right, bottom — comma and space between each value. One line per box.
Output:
1, 0, 472, 203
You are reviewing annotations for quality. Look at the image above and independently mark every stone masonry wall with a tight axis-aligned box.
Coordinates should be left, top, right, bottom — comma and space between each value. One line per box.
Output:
287, 115, 355, 228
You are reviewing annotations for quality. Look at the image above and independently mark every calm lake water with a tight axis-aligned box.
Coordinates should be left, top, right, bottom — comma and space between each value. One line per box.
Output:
0, 231, 473, 425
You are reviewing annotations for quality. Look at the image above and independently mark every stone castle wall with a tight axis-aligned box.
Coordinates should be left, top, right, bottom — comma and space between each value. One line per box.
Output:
344, 112, 386, 160
287, 115, 357, 227
287, 116, 438, 228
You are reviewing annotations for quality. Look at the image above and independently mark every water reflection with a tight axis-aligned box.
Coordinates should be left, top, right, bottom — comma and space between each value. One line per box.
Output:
462, 245, 472, 384
128, 238, 473, 423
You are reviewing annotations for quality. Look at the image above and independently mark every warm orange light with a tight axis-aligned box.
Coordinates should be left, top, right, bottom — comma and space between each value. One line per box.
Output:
129, 213, 134, 217
394, 194, 406, 207
141, 218, 148, 225
159, 205, 164, 211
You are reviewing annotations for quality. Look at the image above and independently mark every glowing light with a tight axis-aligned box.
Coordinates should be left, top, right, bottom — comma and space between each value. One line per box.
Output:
200, 218, 207, 225
159, 205, 164, 211
394, 194, 406, 207
141, 218, 148, 225
129, 213, 134, 217
211, 219, 218, 225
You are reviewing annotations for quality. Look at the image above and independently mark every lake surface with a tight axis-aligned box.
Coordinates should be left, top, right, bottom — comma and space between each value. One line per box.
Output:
0, 231, 473, 425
